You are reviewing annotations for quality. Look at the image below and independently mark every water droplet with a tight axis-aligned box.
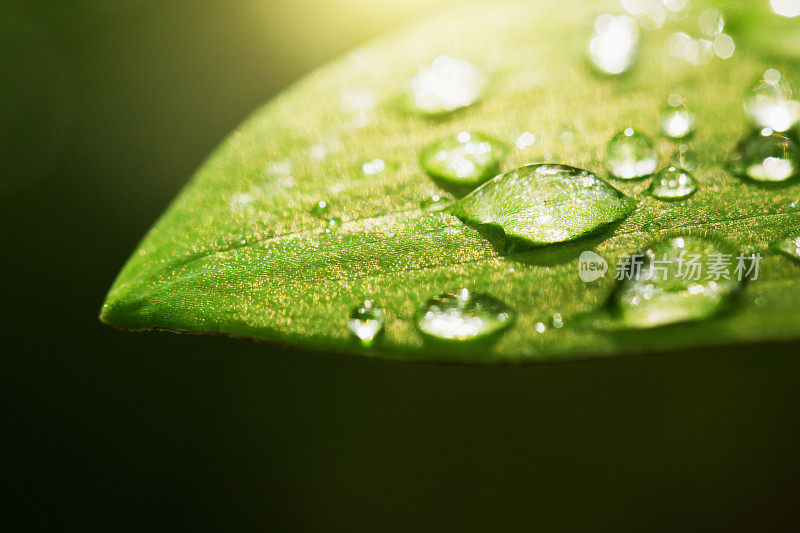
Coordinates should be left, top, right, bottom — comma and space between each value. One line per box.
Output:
420, 132, 507, 187
729, 129, 800, 182
668, 32, 715, 65
588, 14, 640, 75
772, 232, 800, 261
415, 289, 514, 342
606, 128, 658, 179
534, 322, 547, 333
603, 235, 742, 329
642, 221, 662, 233
660, 94, 696, 140
347, 300, 387, 344
558, 124, 576, 144
744, 69, 800, 132
404, 56, 487, 116
670, 144, 698, 170
698, 8, 725, 37
514, 131, 536, 150
771, 0, 800, 18
447, 164, 637, 245
649, 166, 698, 200
551, 313, 564, 329
419, 193, 450, 210
361, 158, 387, 175
713, 34, 735, 59
310, 200, 331, 218
323, 217, 342, 233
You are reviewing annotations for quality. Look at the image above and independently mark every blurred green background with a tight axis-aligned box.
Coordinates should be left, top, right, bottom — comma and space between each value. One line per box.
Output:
3, 0, 800, 530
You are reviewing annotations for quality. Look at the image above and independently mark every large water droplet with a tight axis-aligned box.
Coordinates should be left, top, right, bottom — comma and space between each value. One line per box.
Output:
649, 166, 698, 200
415, 289, 514, 342
420, 132, 507, 187
588, 14, 640, 75
606, 128, 658, 179
347, 300, 387, 344
404, 56, 487, 116
660, 94, 696, 139
603, 235, 742, 329
744, 69, 800, 132
729, 129, 800, 183
772, 233, 800, 261
448, 164, 637, 245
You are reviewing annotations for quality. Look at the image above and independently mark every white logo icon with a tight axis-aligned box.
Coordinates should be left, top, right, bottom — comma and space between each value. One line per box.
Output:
578, 251, 608, 283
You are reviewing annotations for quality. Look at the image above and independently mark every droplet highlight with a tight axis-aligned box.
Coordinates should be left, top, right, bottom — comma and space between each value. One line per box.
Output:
606, 128, 658, 179
415, 289, 514, 342
347, 300, 387, 344
404, 56, 487, 116
419, 131, 507, 187
660, 94, 695, 139
649, 166, 698, 200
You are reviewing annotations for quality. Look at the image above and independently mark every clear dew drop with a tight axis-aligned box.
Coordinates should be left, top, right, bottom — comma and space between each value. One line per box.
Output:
347, 300, 387, 345
603, 235, 742, 329
744, 69, 800, 132
323, 217, 342, 234
310, 200, 331, 218
588, 14, 640, 75
404, 56, 487, 116
670, 144, 698, 171
660, 94, 696, 139
642, 221, 662, 233
772, 233, 800, 261
419, 193, 449, 211
606, 128, 658, 179
649, 166, 698, 200
419, 131, 507, 187
729, 129, 800, 183
415, 289, 514, 342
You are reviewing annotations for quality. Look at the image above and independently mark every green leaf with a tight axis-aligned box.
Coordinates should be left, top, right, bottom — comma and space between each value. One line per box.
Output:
101, 0, 800, 363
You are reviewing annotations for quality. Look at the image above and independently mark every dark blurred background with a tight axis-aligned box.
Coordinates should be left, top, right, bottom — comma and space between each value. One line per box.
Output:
3, 1, 800, 531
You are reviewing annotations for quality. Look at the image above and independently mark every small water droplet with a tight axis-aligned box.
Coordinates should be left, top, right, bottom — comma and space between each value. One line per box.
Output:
713, 33, 735, 59
729, 129, 800, 183
670, 144, 698, 171
323, 217, 342, 233
310, 200, 331, 218
772, 232, 800, 261
744, 69, 800, 132
642, 221, 662, 233
420, 132, 507, 187
514, 131, 536, 150
404, 56, 487, 116
649, 166, 698, 200
603, 235, 742, 329
419, 193, 450, 210
361, 158, 387, 175
558, 124, 576, 144
660, 94, 696, 139
415, 289, 514, 342
347, 300, 387, 345
588, 14, 640, 75
534, 322, 547, 334
698, 8, 725, 37
551, 313, 564, 329
607, 128, 658, 179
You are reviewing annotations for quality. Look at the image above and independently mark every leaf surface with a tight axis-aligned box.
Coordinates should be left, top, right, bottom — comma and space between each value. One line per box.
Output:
101, 0, 800, 363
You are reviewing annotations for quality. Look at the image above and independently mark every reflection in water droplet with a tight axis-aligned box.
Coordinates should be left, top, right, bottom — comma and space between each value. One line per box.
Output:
607, 128, 658, 179
323, 217, 342, 234
514, 131, 536, 150
670, 144, 698, 170
419, 193, 449, 210
729, 129, 800, 182
347, 300, 386, 344
310, 200, 331, 218
588, 14, 640, 75
404, 56, 487, 116
771, 0, 800, 18
699, 8, 725, 36
649, 166, 698, 200
744, 69, 800, 132
415, 289, 514, 342
660, 94, 696, 139
361, 158, 387, 175
420, 131, 507, 187
604, 235, 741, 328
772, 233, 800, 261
